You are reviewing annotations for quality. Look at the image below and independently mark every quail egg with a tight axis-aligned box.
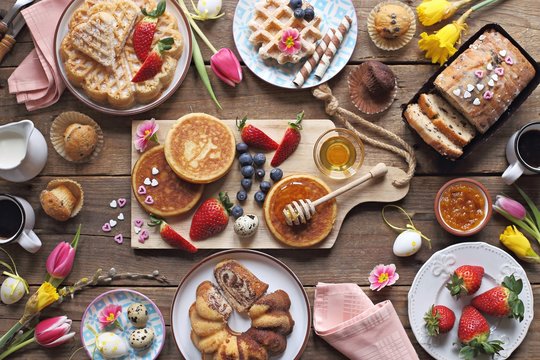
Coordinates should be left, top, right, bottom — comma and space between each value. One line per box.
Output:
392, 230, 422, 257
129, 327, 155, 350
234, 214, 259, 238
95, 332, 129, 359
127, 302, 148, 328
1, 277, 26, 305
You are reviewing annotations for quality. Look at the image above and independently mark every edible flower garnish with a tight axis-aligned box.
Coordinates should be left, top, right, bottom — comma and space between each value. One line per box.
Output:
500, 226, 540, 263
189, 0, 224, 20
416, 0, 472, 26
278, 28, 302, 55
134, 118, 159, 152
99, 304, 123, 330
369, 264, 399, 291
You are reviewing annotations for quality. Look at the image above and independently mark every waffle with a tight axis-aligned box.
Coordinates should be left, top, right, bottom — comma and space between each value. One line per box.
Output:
248, 0, 322, 64
61, 0, 183, 108
71, 12, 117, 67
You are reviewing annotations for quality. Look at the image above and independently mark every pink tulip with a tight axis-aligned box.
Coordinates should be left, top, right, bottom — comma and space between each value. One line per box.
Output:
35, 316, 75, 348
46, 242, 76, 280
495, 195, 527, 220
210, 48, 243, 87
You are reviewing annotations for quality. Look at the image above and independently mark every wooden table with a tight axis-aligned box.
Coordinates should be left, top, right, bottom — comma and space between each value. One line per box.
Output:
0, 0, 539, 358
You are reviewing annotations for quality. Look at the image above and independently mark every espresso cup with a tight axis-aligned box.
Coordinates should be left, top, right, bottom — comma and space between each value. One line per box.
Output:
502, 122, 540, 185
0, 194, 42, 253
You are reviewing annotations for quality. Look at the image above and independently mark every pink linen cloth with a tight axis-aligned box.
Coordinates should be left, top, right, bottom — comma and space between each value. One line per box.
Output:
8, 0, 70, 111
314, 282, 419, 360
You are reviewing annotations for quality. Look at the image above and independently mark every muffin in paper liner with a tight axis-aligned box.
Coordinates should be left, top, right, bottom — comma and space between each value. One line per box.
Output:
50, 111, 104, 163
367, 0, 416, 51
40, 178, 84, 221
348, 61, 398, 114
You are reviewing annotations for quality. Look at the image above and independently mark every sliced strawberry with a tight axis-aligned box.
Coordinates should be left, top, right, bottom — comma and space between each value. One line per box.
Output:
424, 305, 455, 336
132, 37, 174, 83
236, 116, 279, 151
471, 274, 524, 321
133, 0, 166, 61
148, 216, 197, 253
190, 192, 233, 241
271, 111, 304, 167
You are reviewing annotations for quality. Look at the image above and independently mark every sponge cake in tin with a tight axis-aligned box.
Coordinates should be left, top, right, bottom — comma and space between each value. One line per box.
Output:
132, 145, 204, 217
165, 113, 236, 184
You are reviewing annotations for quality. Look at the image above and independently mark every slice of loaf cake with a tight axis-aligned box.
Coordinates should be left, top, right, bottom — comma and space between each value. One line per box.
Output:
418, 93, 476, 147
404, 104, 463, 160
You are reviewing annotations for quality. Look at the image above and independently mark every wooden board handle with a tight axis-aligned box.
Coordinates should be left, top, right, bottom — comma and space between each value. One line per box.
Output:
0, 22, 8, 39
0, 35, 15, 64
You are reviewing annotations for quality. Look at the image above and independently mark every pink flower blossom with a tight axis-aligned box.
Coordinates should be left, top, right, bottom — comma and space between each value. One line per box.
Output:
210, 48, 243, 87
278, 28, 301, 55
369, 264, 399, 291
134, 119, 159, 152
494, 195, 527, 220
35, 316, 76, 348
98, 304, 123, 329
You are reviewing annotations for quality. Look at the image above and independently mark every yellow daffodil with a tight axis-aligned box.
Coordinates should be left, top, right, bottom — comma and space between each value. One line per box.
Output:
500, 225, 540, 263
21, 282, 59, 323
416, 0, 472, 26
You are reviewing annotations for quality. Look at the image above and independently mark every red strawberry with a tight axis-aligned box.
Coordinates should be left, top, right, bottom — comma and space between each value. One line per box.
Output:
423, 305, 455, 336
148, 216, 197, 253
471, 274, 524, 321
236, 116, 279, 151
271, 111, 304, 167
190, 192, 233, 241
132, 37, 174, 83
446, 265, 484, 298
133, 0, 166, 62
458, 305, 504, 360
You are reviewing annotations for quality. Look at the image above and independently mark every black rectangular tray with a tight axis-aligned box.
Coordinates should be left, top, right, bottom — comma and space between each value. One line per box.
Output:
401, 23, 540, 160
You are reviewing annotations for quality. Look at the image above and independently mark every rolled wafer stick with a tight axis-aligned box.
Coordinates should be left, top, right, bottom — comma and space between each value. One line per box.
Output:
314, 16, 352, 79
293, 28, 335, 87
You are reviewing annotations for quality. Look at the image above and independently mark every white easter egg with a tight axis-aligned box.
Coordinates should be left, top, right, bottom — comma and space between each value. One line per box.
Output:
96, 332, 129, 359
197, 0, 222, 17
392, 230, 422, 257
1, 277, 26, 305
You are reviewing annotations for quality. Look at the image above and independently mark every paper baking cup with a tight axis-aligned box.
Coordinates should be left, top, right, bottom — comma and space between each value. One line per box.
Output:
367, 0, 416, 51
46, 178, 84, 218
50, 111, 104, 163
348, 64, 398, 114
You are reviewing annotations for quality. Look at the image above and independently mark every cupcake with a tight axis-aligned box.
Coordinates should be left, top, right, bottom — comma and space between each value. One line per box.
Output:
50, 112, 104, 163
367, 1, 416, 51
40, 179, 84, 221
348, 61, 397, 114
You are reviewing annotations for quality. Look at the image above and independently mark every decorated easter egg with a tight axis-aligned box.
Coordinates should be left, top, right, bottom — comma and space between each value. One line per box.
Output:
197, 0, 221, 18
96, 332, 129, 359
1, 277, 26, 305
234, 214, 259, 238
129, 327, 155, 350
392, 230, 422, 257
127, 303, 148, 328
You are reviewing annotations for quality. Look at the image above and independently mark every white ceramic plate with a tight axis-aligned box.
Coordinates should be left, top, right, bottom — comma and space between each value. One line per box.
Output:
171, 249, 311, 359
54, 0, 192, 115
409, 242, 534, 360
233, 0, 357, 89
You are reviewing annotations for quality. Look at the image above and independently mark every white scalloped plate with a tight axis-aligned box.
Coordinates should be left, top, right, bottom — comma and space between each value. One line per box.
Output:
408, 242, 534, 360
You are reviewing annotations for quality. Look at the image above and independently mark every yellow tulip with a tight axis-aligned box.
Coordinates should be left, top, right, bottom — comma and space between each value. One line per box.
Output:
416, 0, 472, 27
500, 225, 540, 263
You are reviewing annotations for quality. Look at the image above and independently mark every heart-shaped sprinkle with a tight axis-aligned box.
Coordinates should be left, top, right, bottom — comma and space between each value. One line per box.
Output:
452, 88, 461, 96
109, 200, 117, 208
474, 70, 484, 78
134, 219, 144, 227
109, 219, 118, 227
137, 185, 147, 195
470, 44, 478, 50
143, 178, 151, 186
473, 98, 481, 106
151, 179, 159, 187
476, 84, 485, 91
483, 91, 494, 100
152, 167, 159, 175
491, 74, 499, 81
114, 234, 123, 244
144, 195, 154, 205
463, 91, 472, 99
117, 213, 125, 221
486, 63, 493, 71
479, 34, 486, 41
117, 198, 127, 208
495, 67, 504, 76
505, 56, 514, 65
467, 84, 475, 92
488, 79, 495, 87
499, 50, 507, 57
102, 223, 112, 232
134, 226, 142, 234
138, 230, 149, 243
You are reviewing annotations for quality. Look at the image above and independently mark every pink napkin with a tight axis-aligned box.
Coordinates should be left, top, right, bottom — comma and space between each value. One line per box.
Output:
314, 282, 419, 360
8, 0, 70, 111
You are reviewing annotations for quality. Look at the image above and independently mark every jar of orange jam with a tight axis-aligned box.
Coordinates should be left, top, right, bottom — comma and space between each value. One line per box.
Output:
435, 178, 492, 236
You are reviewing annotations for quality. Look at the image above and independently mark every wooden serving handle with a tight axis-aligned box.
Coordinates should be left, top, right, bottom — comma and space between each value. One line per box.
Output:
0, 21, 8, 39
0, 34, 16, 64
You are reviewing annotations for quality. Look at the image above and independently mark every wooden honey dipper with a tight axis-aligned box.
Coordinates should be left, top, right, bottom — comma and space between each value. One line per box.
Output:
283, 163, 388, 226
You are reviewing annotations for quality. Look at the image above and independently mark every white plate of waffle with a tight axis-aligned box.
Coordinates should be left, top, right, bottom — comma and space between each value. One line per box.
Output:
171, 249, 311, 359
54, 0, 192, 115
233, 0, 357, 89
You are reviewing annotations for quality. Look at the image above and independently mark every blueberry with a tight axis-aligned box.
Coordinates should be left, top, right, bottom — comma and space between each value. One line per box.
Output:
270, 168, 283, 182
241, 165, 255, 178
238, 153, 253, 167
236, 190, 247, 202
294, 8, 305, 19
289, 0, 302, 9
260, 181, 272, 193
253, 153, 266, 167
236, 142, 249, 155
255, 168, 265, 179
254, 191, 266, 204
304, 6, 315, 21
231, 205, 244, 219
241, 178, 252, 191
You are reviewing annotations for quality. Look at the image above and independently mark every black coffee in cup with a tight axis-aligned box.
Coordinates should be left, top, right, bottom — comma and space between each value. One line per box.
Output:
518, 130, 540, 169
0, 198, 23, 241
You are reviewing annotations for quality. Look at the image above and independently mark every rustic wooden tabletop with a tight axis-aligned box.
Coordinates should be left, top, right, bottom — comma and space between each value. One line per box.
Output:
0, 0, 539, 359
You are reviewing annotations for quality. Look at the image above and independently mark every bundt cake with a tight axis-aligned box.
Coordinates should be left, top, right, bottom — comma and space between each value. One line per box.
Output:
249, 290, 295, 336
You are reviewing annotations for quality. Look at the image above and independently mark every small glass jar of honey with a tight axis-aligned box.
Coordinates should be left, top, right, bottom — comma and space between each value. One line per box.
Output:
313, 128, 364, 179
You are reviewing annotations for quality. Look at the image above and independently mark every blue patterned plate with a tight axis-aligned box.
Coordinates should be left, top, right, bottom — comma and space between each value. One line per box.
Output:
81, 289, 165, 360
233, 0, 358, 89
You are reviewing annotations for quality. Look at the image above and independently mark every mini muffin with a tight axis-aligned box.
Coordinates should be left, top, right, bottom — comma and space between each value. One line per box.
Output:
64, 123, 98, 161
40, 179, 84, 221
367, 1, 416, 51
348, 61, 397, 114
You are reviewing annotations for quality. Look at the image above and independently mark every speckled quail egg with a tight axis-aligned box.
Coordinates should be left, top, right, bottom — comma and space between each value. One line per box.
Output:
1, 277, 26, 304
127, 303, 148, 328
392, 230, 422, 257
197, 0, 222, 18
95, 332, 129, 359
234, 214, 259, 238
129, 327, 155, 350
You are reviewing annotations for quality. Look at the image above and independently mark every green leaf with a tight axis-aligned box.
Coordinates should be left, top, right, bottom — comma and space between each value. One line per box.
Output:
190, 31, 222, 109
515, 184, 540, 230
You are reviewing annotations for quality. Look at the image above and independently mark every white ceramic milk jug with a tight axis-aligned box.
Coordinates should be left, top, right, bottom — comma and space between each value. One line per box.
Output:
0, 120, 48, 182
